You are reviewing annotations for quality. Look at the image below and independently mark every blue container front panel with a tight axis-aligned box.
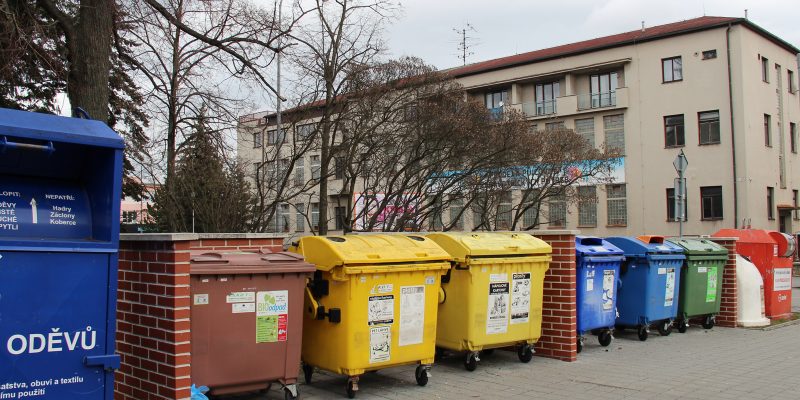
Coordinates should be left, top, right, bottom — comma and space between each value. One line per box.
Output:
616, 258, 683, 326
0, 251, 115, 400
576, 259, 621, 334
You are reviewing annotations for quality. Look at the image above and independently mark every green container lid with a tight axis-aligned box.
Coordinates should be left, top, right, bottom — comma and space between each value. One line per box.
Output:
666, 238, 728, 256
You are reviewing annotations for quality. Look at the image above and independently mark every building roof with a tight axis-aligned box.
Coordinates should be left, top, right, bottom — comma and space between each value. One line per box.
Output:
449, 16, 799, 78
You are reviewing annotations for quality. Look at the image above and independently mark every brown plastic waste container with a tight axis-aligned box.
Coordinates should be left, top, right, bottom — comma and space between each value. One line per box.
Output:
189, 251, 315, 399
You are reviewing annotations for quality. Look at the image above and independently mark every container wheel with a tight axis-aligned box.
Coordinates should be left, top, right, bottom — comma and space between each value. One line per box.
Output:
702, 315, 715, 330
576, 337, 583, 354
284, 387, 297, 400
346, 380, 356, 399
677, 319, 688, 333
598, 331, 612, 347
302, 364, 314, 384
517, 344, 534, 363
415, 365, 429, 386
464, 352, 478, 371
637, 326, 648, 341
657, 320, 672, 336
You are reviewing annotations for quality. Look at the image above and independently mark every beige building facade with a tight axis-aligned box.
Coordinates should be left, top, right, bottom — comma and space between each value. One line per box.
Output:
238, 16, 800, 237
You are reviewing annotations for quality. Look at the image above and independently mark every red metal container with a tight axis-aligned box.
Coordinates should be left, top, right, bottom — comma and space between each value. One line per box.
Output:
189, 251, 315, 398
713, 229, 793, 319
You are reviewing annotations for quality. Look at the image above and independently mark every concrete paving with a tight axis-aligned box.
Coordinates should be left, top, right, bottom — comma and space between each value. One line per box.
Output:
229, 313, 800, 400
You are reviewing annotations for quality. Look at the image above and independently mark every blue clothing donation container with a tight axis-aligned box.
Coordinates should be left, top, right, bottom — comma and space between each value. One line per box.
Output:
575, 236, 624, 353
604, 236, 685, 341
0, 108, 124, 400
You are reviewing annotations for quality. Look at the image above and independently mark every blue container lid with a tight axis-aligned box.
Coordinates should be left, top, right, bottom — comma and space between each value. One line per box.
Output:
605, 236, 684, 258
575, 235, 624, 257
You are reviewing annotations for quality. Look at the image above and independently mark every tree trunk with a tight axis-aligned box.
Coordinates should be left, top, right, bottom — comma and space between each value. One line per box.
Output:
67, 0, 114, 122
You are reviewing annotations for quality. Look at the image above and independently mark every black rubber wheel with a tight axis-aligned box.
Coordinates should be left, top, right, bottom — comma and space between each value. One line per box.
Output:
702, 315, 715, 330
677, 319, 688, 333
598, 331, 612, 347
657, 320, 672, 336
517, 344, 533, 363
415, 365, 429, 386
346, 381, 356, 399
284, 388, 296, 400
464, 352, 478, 371
302, 364, 314, 384
576, 337, 583, 354
481, 348, 495, 356
637, 326, 648, 341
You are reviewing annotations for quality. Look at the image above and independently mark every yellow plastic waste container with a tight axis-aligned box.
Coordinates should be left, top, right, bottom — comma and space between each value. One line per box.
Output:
426, 232, 551, 371
290, 234, 452, 398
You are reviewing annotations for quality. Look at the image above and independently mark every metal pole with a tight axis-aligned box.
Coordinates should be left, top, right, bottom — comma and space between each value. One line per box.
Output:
678, 167, 684, 238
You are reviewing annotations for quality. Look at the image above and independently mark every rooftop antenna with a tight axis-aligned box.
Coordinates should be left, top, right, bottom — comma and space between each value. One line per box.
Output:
744, 9, 748, 19
641, 21, 645, 32
454, 23, 477, 66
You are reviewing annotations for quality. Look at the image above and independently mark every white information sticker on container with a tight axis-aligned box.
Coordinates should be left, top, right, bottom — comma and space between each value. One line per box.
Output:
399, 286, 425, 346
510, 272, 531, 325
774, 268, 792, 291
664, 268, 676, 307
490, 273, 508, 282
425, 275, 436, 285
368, 295, 394, 325
698, 267, 708, 273
585, 270, 595, 292
602, 270, 615, 310
373, 284, 393, 294
232, 303, 255, 313
487, 282, 509, 334
369, 326, 391, 363
658, 267, 666, 275
194, 294, 209, 305
226, 291, 256, 303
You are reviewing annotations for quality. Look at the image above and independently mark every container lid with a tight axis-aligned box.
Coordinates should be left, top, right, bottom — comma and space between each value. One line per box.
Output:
426, 232, 551, 262
292, 234, 452, 271
575, 235, 624, 257
713, 229, 774, 244
605, 236, 684, 257
190, 250, 316, 275
666, 238, 728, 256
0, 107, 125, 149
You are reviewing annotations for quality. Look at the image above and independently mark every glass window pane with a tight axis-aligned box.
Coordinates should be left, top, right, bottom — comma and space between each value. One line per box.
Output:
673, 57, 682, 80
663, 59, 673, 81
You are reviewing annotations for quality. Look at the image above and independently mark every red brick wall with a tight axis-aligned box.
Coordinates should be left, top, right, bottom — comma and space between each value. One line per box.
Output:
708, 238, 738, 328
532, 232, 577, 362
115, 235, 286, 400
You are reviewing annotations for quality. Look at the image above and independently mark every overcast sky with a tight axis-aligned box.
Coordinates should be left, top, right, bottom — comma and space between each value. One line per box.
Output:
385, 0, 800, 71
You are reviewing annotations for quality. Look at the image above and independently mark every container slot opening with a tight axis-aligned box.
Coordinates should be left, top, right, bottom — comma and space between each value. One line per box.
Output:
578, 237, 603, 246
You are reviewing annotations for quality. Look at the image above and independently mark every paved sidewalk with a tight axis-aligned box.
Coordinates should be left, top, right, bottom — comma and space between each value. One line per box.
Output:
231, 321, 800, 400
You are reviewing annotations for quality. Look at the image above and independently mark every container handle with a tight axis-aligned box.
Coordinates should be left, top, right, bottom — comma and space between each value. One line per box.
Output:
0, 136, 56, 154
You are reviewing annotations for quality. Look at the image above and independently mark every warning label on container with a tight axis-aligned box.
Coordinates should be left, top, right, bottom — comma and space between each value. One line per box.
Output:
487, 282, 509, 334
256, 290, 288, 343
227, 291, 255, 303
706, 267, 718, 303
602, 270, 615, 310
510, 272, 531, 324
774, 268, 792, 291
369, 326, 391, 363
194, 294, 209, 305
664, 268, 676, 307
368, 295, 394, 325
399, 286, 425, 346
232, 303, 255, 313
585, 270, 595, 292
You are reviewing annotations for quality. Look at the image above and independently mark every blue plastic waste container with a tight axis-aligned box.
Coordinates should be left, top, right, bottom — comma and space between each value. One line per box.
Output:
604, 236, 685, 341
575, 236, 624, 353
0, 108, 124, 400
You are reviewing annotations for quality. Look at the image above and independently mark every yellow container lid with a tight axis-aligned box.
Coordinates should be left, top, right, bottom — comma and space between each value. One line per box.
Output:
426, 232, 552, 262
293, 234, 452, 271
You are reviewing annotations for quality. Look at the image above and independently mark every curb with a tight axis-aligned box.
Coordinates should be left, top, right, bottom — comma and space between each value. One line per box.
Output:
761, 316, 800, 331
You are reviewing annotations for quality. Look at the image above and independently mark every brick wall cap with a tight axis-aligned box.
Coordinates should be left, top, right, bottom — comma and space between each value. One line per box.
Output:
528, 230, 581, 236
120, 233, 289, 242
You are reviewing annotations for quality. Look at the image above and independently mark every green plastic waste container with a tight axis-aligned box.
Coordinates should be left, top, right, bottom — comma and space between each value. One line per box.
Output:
666, 238, 728, 332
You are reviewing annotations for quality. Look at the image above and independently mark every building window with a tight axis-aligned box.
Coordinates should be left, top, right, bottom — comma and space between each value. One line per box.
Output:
521, 189, 540, 229
253, 132, 263, 148
794, 190, 799, 220
429, 197, 444, 231
761, 56, 769, 82
700, 186, 723, 220
294, 158, 305, 186
603, 114, 625, 154
664, 115, 685, 147
310, 155, 321, 180
791, 123, 797, 153
270, 204, 290, 232
789, 70, 796, 93
698, 111, 720, 145
606, 184, 627, 226
311, 203, 320, 230
296, 123, 315, 141
485, 89, 508, 118
253, 162, 261, 178
267, 129, 286, 145
666, 188, 687, 221
335, 206, 347, 230
496, 192, 512, 230
295, 203, 305, 232
535, 82, 559, 115
548, 194, 566, 228
122, 211, 137, 224
545, 121, 564, 131
577, 186, 597, 227
702, 50, 717, 60
662, 56, 683, 82
764, 114, 772, 147
767, 187, 775, 220
590, 72, 618, 108
575, 118, 595, 148
449, 199, 464, 230
334, 156, 345, 180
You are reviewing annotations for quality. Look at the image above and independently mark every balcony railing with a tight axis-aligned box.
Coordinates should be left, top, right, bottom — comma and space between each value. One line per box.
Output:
578, 91, 617, 110
519, 100, 557, 117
